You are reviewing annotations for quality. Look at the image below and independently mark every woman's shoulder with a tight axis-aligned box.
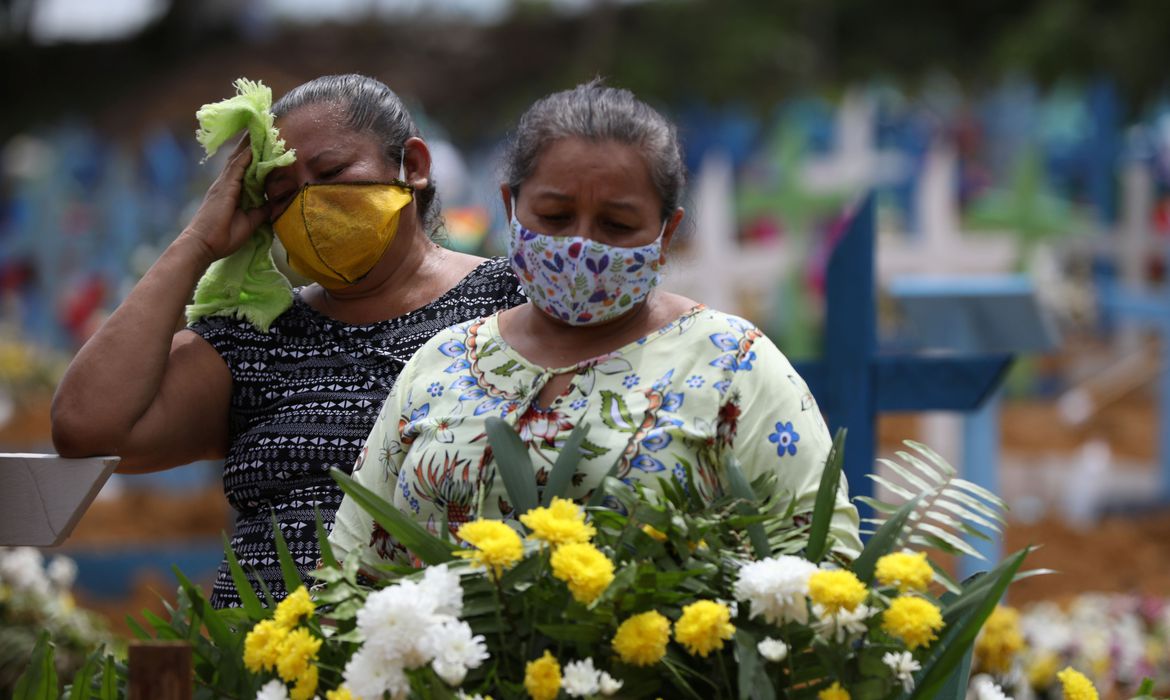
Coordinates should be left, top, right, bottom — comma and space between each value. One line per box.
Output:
448, 256, 524, 300
403, 313, 497, 370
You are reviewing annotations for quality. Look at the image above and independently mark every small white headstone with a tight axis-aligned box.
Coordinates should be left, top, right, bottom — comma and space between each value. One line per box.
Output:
0, 454, 119, 547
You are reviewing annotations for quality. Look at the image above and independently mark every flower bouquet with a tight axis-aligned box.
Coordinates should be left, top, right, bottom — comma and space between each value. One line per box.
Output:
1, 548, 113, 697
17, 425, 1088, 700
969, 595, 1170, 700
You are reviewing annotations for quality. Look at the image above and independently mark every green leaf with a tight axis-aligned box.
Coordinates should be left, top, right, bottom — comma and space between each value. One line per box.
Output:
125, 614, 152, 640
142, 610, 183, 640
876, 457, 936, 493
937, 488, 1004, 523
13, 631, 57, 700
910, 548, 1029, 700
316, 506, 340, 570
868, 473, 917, 502
67, 652, 101, 700
223, 533, 264, 618
535, 623, 605, 643
734, 628, 775, 700
851, 498, 917, 583
99, 655, 118, 700
806, 428, 845, 562
544, 423, 591, 505
485, 416, 538, 516
173, 567, 236, 651
722, 455, 770, 558
587, 458, 626, 508
271, 513, 306, 594
332, 468, 458, 565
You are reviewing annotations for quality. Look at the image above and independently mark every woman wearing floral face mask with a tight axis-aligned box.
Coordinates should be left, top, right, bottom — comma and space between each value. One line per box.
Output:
330, 80, 860, 567
51, 74, 526, 607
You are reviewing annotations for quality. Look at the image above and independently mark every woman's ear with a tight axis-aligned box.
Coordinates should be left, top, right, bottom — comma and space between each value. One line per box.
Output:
500, 184, 515, 221
662, 207, 685, 251
402, 136, 431, 190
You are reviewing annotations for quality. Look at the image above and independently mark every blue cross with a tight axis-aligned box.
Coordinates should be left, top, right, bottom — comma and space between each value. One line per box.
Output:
792, 194, 1014, 513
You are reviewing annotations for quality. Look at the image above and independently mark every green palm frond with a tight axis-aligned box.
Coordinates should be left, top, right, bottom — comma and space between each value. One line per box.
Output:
860, 440, 1006, 563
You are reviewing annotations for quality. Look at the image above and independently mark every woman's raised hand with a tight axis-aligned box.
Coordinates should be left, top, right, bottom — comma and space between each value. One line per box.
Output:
180, 138, 273, 264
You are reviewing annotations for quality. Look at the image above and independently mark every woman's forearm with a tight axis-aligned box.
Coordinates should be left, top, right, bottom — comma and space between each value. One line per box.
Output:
51, 233, 215, 456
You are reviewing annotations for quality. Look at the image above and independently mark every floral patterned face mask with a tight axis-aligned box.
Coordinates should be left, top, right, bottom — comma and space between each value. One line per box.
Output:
508, 206, 667, 326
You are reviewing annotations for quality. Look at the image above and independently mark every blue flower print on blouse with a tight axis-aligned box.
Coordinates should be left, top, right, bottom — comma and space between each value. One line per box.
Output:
768, 421, 800, 457
622, 373, 641, 389
686, 374, 705, 388
427, 382, 443, 397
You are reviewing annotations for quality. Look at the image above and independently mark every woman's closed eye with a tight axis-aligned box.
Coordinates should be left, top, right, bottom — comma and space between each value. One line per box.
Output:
267, 189, 295, 205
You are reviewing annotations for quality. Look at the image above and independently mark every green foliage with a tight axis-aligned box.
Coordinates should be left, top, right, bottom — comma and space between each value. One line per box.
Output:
13, 632, 57, 700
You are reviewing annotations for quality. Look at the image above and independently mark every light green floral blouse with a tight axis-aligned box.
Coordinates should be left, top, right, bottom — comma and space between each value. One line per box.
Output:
330, 306, 861, 566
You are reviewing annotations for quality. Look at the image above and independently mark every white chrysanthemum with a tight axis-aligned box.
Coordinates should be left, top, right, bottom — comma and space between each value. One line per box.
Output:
757, 637, 788, 662
357, 581, 439, 667
0, 548, 51, 598
255, 679, 290, 700
970, 674, 1014, 700
882, 650, 920, 692
422, 564, 464, 618
812, 602, 873, 643
561, 657, 601, 697
598, 671, 623, 696
425, 619, 488, 685
733, 555, 817, 625
46, 556, 77, 590
433, 659, 468, 686
344, 646, 410, 700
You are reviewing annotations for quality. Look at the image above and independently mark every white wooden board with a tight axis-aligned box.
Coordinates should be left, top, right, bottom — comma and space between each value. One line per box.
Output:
0, 454, 119, 547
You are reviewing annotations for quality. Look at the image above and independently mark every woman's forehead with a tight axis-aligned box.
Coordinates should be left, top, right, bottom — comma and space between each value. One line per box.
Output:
527, 137, 657, 201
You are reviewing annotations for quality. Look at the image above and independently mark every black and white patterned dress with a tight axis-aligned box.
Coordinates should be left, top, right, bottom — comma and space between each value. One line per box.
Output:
189, 257, 524, 608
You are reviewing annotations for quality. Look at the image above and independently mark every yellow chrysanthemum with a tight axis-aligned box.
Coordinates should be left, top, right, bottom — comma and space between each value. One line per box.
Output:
874, 551, 933, 592
807, 569, 868, 614
612, 610, 671, 666
325, 688, 354, 700
243, 619, 286, 673
521, 497, 596, 546
975, 605, 1024, 674
641, 524, 668, 542
1057, 667, 1100, 700
674, 600, 735, 657
1027, 652, 1060, 688
290, 663, 318, 700
818, 681, 850, 700
550, 542, 615, 604
274, 586, 315, 629
456, 520, 524, 576
275, 627, 322, 683
524, 650, 562, 700
881, 596, 944, 650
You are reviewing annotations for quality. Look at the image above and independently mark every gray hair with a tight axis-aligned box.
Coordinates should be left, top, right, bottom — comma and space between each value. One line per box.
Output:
503, 79, 686, 220
272, 74, 441, 235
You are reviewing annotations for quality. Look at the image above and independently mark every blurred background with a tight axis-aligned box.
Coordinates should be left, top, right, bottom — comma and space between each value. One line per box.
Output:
2, 0, 1170, 695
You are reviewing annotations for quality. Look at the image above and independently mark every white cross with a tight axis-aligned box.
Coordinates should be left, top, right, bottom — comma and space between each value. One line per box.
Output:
802, 90, 912, 194
877, 142, 1018, 282
660, 150, 793, 317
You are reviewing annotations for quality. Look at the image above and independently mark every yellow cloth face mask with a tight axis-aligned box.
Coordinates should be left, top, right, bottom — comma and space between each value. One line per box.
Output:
273, 181, 414, 289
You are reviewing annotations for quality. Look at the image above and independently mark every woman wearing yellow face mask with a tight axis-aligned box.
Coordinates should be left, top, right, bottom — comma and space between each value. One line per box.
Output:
50, 74, 526, 608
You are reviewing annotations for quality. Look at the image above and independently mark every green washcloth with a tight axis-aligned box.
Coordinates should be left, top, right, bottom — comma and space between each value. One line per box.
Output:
185, 78, 297, 332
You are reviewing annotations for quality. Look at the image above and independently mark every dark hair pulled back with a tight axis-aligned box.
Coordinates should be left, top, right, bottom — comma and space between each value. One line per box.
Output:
502, 78, 686, 221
